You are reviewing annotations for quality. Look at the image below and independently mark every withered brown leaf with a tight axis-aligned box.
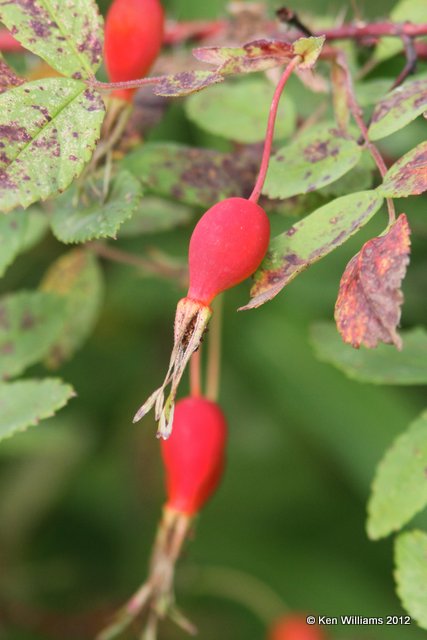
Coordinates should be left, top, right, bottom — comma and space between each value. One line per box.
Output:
335, 214, 411, 350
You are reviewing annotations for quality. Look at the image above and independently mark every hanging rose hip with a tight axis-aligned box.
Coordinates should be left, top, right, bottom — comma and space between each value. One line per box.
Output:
268, 615, 328, 640
104, 0, 165, 102
134, 56, 301, 438
161, 396, 228, 515
97, 396, 227, 639
134, 195, 270, 438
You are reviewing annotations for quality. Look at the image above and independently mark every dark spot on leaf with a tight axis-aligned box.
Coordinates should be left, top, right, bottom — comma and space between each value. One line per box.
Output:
20, 310, 36, 330
0, 341, 14, 355
0, 123, 31, 143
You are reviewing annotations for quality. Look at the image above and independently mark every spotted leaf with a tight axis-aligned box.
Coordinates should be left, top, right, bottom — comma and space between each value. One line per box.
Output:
335, 214, 410, 349
262, 128, 362, 200
0, 0, 103, 79
153, 70, 223, 97
0, 78, 104, 212
242, 191, 383, 310
369, 75, 427, 140
0, 53, 24, 94
378, 142, 427, 197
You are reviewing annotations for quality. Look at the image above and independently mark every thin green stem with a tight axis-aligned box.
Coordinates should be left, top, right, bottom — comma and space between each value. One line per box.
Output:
183, 565, 287, 627
189, 348, 202, 398
249, 55, 301, 204
205, 295, 223, 402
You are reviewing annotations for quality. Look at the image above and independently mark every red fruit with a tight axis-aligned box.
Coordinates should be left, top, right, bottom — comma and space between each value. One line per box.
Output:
268, 615, 327, 640
104, 0, 164, 102
160, 397, 227, 516
187, 196, 270, 305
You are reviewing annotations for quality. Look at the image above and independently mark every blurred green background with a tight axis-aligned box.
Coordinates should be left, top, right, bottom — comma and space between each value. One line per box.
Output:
2, 0, 427, 639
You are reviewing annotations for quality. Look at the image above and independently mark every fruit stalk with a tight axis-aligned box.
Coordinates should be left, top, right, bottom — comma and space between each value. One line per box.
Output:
99, 397, 227, 639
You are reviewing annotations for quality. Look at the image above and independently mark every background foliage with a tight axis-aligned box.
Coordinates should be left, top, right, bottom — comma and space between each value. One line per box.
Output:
2, 0, 427, 638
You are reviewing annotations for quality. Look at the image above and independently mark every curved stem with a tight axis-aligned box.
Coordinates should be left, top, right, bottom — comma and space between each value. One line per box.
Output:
205, 295, 223, 402
184, 565, 287, 627
249, 55, 301, 204
189, 348, 202, 398
336, 51, 396, 224
89, 76, 161, 93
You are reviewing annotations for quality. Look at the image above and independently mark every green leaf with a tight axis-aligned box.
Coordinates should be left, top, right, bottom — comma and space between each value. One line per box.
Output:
0, 78, 104, 212
293, 36, 325, 69
374, 0, 427, 63
50, 171, 143, 244
355, 78, 393, 107
122, 142, 258, 208
395, 530, 427, 629
0, 378, 74, 443
40, 249, 104, 368
319, 151, 375, 196
185, 79, 296, 144
368, 412, 427, 539
0, 0, 103, 78
378, 141, 427, 197
0, 210, 27, 277
241, 191, 383, 310
263, 128, 362, 199
119, 197, 194, 236
0, 291, 66, 380
368, 75, 427, 140
19, 207, 49, 252
0, 207, 49, 277
311, 323, 427, 384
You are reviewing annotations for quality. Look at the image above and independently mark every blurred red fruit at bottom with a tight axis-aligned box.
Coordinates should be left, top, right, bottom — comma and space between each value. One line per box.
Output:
268, 615, 328, 640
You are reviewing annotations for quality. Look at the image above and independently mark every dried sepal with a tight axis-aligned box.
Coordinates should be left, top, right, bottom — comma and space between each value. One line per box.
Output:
133, 298, 212, 439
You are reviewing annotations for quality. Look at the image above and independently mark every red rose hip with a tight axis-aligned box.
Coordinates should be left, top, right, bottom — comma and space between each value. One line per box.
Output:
104, 0, 164, 102
161, 397, 227, 515
268, 615, 327, 640
187, 197, 270, 305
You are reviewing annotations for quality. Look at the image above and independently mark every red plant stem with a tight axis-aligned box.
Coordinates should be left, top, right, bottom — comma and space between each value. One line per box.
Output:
336, 51, 396, 223
90, 76, 161, 92
189, 349, 202, 398
248, 55, 301, 204
89, 241, 188, 284
0, 29, 23, 52
316, 22, 427, 41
